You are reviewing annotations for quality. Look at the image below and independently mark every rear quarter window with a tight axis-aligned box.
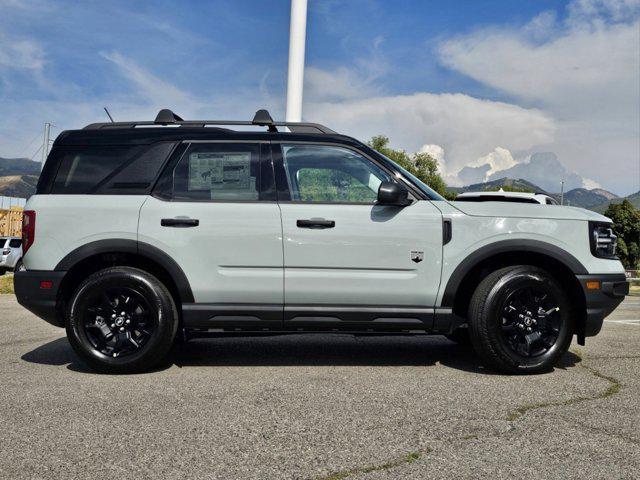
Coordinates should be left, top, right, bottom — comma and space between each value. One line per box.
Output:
40, 142, 175, 195
9, 239, 21, 248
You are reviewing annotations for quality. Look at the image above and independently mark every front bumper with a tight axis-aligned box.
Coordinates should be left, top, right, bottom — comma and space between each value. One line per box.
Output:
14, 270, 66, 327
577, 273, 629, 337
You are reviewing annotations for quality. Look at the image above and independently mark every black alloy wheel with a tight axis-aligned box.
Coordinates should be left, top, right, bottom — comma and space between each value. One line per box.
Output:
468, 265, 574, 374
83, 287, 155, 358
499, 285, 561, 358
66, 267, 178, 373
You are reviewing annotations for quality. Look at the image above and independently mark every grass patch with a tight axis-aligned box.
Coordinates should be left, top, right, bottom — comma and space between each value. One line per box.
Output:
0, 274, 14, 294
629, 284, 640, 296
317, 450, 427, 480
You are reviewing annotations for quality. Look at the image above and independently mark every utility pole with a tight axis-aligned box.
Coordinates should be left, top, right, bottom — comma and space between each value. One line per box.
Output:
560, 179, 565, 205
41, 122, 51, 170
285, 0, 308, 122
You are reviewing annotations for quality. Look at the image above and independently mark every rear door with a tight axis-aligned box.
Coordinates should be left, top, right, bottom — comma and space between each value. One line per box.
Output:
138, 141, 283, 328
273, 143, 443, 329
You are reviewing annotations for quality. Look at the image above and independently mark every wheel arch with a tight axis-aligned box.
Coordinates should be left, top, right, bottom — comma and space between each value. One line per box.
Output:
55, 239, 194, 312
442, 240, 588, 338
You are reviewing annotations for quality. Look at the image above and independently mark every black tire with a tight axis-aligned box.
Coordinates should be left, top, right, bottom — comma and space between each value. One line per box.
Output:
66, 267, 178, 374
14, 259, 24, 273
468, 265, 574, 374
445, 328, 472, 346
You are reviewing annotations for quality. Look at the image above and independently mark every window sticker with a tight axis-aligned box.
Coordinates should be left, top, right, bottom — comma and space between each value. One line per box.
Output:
188, 152, 253, 191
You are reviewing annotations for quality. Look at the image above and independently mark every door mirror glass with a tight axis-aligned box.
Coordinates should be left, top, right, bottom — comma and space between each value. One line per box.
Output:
377, 181, 410, 206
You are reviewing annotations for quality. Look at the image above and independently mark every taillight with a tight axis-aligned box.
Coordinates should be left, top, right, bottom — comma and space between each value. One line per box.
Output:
22, 210, 36, 254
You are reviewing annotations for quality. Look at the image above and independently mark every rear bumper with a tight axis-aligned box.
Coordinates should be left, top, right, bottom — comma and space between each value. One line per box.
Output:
14, 270, 66, 327
577, 273, 629, 337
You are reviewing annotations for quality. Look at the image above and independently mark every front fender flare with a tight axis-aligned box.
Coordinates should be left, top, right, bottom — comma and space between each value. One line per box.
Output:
440, 239, 588, 307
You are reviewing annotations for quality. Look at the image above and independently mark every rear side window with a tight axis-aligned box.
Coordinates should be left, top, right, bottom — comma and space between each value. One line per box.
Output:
43, 143, 175, 195
162, 143, 263, 201
9, 239, 21, 248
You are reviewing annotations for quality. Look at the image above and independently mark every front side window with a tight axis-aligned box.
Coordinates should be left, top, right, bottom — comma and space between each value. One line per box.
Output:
170, 143, 261, 201
281, 145, 391, 203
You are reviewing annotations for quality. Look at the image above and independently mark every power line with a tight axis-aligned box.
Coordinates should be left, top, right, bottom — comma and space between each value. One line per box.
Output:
18, 131, 44, 158
29, 143, 43, 161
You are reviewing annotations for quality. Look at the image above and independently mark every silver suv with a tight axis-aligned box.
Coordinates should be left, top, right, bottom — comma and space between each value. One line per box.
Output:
0, 237, 23, 275
14, 109, 628, 374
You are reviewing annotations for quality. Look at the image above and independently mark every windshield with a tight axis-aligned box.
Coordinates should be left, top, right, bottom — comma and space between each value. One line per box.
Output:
375, 151, 446, 201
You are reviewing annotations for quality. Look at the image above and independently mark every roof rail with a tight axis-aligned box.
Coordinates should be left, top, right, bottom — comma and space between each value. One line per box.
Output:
83, 109, 337, 134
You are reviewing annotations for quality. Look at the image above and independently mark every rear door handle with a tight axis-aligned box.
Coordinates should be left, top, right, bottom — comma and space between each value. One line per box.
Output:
161, 218, 200, 228
296, 219, 335, 229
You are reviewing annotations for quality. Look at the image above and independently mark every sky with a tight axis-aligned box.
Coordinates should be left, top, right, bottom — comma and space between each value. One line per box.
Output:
0, 0, 639, 195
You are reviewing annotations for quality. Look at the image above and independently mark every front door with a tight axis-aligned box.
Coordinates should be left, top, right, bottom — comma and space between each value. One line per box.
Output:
273, 143, 443, 329
138, 141, 283, 328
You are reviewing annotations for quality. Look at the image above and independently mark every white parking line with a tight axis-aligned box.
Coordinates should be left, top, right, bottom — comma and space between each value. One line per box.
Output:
605, 319, 640, 325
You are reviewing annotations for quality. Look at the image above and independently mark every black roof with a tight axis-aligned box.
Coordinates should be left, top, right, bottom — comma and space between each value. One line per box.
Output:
54, 108, 354, 147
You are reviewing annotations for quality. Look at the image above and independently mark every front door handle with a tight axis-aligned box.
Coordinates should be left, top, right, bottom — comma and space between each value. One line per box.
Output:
296, 219, 335, 229
161, 218, 200, 228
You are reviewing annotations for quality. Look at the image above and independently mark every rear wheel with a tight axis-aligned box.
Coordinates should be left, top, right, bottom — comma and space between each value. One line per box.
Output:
66, 267, 178, 373
468, 265, 574, 374
14, 259, 25, 273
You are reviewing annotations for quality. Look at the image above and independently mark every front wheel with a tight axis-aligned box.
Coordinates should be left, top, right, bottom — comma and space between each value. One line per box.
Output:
468, 266, 574, 374
66, 267, 178, 373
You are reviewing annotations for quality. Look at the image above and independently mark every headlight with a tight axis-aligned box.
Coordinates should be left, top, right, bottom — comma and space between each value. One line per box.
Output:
589, 222, 618, 259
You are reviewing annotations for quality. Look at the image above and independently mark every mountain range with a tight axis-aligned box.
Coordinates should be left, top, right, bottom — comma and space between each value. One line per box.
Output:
449, 177, 638, 212
0, 157, 40, 199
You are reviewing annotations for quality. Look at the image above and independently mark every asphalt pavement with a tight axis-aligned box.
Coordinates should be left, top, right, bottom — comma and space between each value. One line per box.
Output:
0, 294, 638, 480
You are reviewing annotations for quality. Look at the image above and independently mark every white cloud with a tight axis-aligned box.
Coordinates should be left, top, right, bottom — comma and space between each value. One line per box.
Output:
438, 0, 640, 194
0, 37, 44, 70
307, 92, 555, 179
582, 177, 603, 189
100, 51, 193, 109
305, 66, 381, 102
469, 147, 517, 177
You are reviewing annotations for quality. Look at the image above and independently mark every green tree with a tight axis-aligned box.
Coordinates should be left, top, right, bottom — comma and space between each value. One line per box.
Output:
604, 199, 640, 269
368, 135, 447, 197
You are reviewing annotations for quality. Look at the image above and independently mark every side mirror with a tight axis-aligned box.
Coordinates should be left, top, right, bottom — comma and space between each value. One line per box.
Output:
377, 181, 410, 206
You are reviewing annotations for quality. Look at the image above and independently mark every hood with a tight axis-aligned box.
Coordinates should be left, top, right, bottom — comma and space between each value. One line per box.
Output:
449, 202, 612, 222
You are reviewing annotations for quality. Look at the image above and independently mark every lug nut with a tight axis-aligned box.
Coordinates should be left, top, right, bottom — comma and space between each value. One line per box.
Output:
110, 323, 115, 328
112, 314, 116, 318
120, 312, 126, 316
119, 327, 125, 332
125, 319, 130, 324
526, 327, 532, 332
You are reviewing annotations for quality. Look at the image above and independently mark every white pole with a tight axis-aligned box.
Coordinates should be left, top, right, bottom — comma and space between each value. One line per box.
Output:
285, 0, 308, 122
41, 122, 51, 170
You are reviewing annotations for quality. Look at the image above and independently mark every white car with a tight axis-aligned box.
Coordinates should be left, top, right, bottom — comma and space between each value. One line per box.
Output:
456, 189, 559, 205
14, 109, 627, 374
0, 237, 24, 275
